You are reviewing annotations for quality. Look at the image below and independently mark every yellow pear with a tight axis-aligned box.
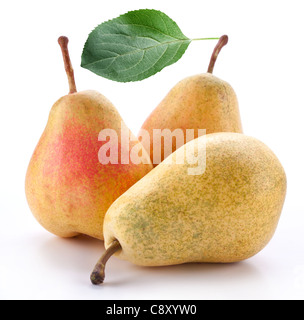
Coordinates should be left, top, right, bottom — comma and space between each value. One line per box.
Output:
140, 36, 243, 166
91, 133, 287, 284
25, 37, 153, 240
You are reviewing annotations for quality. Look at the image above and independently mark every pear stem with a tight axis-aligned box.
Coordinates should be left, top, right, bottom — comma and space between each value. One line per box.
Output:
207, 35, 229, 74
58, 36, 77, 94
90, 240, 122, 285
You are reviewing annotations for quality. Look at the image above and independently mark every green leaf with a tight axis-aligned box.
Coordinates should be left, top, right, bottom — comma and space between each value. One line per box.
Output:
81, 9, 192, 82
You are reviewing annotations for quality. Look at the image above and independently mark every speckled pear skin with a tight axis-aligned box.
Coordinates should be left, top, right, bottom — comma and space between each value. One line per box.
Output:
104, 133, 287, 266
140, 73, 243, 166
25, 90, 153, 240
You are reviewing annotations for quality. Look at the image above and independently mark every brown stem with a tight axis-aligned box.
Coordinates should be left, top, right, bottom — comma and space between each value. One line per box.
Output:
58, 36, 77, 94
90, 240, 122, 285
207, 35, 229, 74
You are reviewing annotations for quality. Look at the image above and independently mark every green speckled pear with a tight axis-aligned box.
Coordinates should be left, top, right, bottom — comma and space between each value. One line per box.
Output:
91, 133, 287, 284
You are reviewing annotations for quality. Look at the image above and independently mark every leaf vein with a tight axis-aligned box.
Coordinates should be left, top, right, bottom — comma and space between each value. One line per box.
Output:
118, 44, 170, 80
114, 22, 187, 40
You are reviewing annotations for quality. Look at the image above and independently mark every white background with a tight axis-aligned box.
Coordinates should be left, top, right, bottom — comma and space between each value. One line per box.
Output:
0, 0, 304, 300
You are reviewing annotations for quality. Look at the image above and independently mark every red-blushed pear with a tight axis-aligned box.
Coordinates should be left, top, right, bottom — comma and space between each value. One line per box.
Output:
25, 37, 153, 240
140, 35, 243, 166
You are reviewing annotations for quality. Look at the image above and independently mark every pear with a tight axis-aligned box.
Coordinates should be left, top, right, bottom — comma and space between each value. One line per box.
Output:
91, 133, 287, 284
140, 35, 243, 166
25, 37, 153, 240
